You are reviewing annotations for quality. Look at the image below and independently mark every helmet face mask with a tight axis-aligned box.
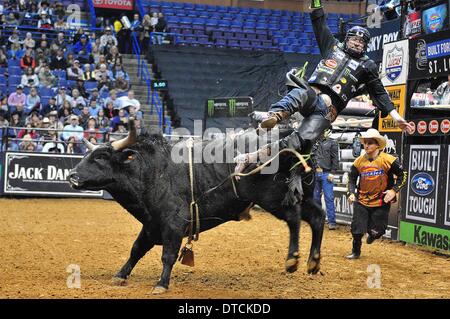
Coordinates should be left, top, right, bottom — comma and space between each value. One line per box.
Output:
344, 26, 371, 58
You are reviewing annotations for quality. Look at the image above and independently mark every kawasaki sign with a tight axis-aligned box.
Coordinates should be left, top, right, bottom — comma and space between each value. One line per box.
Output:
400, 221, 450, 253
204, 97, 253, 118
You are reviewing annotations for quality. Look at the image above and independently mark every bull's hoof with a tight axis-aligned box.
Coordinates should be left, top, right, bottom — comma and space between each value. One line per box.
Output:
152, 286, 168, 295
285, 252, 299, 273
111, 276, 128, 286
307, 254, 321, 275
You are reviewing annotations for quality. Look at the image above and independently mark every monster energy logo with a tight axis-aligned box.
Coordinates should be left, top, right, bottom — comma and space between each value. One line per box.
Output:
229, 99, 236, 117
207, 100, 215, 117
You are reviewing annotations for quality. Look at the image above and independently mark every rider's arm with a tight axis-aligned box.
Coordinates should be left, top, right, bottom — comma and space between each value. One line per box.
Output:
310, 1, 338, 57
364, 60, 395, 117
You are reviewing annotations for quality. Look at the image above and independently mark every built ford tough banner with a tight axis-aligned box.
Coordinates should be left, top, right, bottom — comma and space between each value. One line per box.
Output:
3, 152, 103, 197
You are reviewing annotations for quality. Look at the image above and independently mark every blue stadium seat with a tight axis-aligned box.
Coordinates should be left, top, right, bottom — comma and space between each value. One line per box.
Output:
8, 67, 22, 77
84, 81, 98, 91
8, 59, 21, 68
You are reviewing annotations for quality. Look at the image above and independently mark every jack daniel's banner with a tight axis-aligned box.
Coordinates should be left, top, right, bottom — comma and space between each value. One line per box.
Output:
409, 29, 450, 79
205, 97, 253, 118
4, 152, 103, 197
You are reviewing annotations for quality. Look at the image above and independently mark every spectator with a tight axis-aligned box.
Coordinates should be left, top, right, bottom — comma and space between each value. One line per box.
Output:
40, 97, 58, 117
83, 63, 96, 82
72, 27, 85, 45
78, 106, 91, 127
73, 34, 92, 64
312, 128, 339, 230
8, 112, 25, 144
37, 11, 53, 29
5, 12, 19, 26
59, 102, 72, 123
25, 87, 41, 114
130, 13, 141, 33
8, 29, 23, 47
48, 110, 64, 132
20, 48, 36, 69
54, 15, 68, 31
97, 108, 109, 131
26, 110, 41, 127
111, 62, 128, 81
62, 114, 83, 141
17, 123, 39, 140
99, 26, 118, 54
23, 32, 35, 49
105, 45, 122, 66
88, 98, 101, 117
140, 14, 152, 54
21, 67, 40, 88
42, 130, 65, 153
51, 32, 67, 54
1, 96, 8, 114
7, 42, 25, 60
0, 48, 8, 67
8, 85, 27, 113
95, 54, 107, 69
38, 64, 57, 88
114, 74, 130, 93
113, 121, 128, 134
103, 101, 115, 119
95, 63, 111, 90
54, 2, 65, 17
117, 90, 140, 111
34, 59, 47, 75
66, 135, 82, 154
55, 87, 73, 108
75, 78, 88, 98
150, 12, 158, 31
70, 88, 87, 111
36, 33, 48, 48
89, 88, 104, 106
35, 40, 51, 63
66, 53, 75, 67
38, 1, 52, 16
50, 49, 67, 70
67, 59, 84, 80
127, 105, 143, 121
19, 133, 37, 152
154, 13, 167, 45
117, 14, 131, 53
110, 108, 128, 130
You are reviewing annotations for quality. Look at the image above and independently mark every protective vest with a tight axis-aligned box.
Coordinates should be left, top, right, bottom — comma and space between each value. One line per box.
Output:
308, 43, 368, 112
353, 152, 397, 207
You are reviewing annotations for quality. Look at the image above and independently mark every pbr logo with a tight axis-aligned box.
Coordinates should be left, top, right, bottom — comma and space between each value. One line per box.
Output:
429, 120, 439, 134
385, 45, 403, 82
417, 121, 427, 134
415, 39, 427, 70
411, 173, 435, 196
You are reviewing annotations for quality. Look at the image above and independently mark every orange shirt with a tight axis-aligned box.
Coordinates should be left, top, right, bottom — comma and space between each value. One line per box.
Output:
353, 152, 397, 207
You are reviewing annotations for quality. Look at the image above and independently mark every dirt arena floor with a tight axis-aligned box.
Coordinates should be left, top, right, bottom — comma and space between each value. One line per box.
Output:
1, 198, 449, 299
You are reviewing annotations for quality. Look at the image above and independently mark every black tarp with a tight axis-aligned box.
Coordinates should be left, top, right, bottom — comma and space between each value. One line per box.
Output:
151, 45, 320, 133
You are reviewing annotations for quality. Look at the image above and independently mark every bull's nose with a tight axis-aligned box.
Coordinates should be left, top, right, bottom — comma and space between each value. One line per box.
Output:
68, 171, 80, 187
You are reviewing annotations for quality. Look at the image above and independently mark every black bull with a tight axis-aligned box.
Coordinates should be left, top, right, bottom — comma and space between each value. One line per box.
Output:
69, 124, 325, 294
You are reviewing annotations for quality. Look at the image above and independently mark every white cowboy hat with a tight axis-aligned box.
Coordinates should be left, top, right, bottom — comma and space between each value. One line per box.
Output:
359, 128, 387, 151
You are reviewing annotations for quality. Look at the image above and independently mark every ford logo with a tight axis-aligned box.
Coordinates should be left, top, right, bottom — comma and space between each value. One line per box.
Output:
411, 173, 435, 196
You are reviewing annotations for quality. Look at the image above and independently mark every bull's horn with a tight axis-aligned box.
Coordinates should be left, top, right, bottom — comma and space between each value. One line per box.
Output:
83, 138, 99, 151
111, 117, 137, 150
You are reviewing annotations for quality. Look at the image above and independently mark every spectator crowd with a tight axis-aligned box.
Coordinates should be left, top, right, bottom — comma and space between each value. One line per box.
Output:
0, 1, 146, 154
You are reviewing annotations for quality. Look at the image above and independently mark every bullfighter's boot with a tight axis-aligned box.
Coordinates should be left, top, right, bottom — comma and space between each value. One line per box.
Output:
346, 234, 362, 259
260, 111, 291, 129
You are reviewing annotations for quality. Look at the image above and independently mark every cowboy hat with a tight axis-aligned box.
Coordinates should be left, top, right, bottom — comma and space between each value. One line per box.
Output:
359, 128, 386, 151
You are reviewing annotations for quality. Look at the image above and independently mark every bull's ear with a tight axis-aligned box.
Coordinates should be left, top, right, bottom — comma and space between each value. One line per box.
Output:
120, 149, 139, 164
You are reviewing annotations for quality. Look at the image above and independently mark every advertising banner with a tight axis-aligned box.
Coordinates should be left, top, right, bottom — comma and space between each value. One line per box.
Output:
378, 85, 406, 132
3, 152, 103, 197
333, 188, 353, 225
409, 29, 450, 79
366, 18, 401, 63
400, 221, 450, 253
93, 0, 134, 10
205, 97, 253, 118
405, 145, 440, 224
404, 11, 422, 39
421, 1, 449, 35
382, 40, 409, 86
446, 148, 450, 226
406, 117, 450, 136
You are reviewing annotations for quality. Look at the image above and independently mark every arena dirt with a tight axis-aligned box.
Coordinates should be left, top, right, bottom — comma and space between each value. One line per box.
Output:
0, 198, 449, 299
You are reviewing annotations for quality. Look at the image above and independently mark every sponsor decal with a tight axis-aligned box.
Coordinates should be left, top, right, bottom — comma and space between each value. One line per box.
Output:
340, 78, 347, 84
335, 50, 345, 60
317, 66, 335, 75
360, 167, 384, 180
417, 120, 427, 134
400, 221, 450, 252
325, 59, 337, 69
428, 14, 442, 32
385, 45, 404, 82
228, 99, 236, 117
348, 59, 359, 71
332, 84, 342, 94
441, 119, 450, 133
409, 121, 416, 134
411, 172, 435, 196
207, 100, 215, 117
429, 120, 439, 134
415, 39, 428, 70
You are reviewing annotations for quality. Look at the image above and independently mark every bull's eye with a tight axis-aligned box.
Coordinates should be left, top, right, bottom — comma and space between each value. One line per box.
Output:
128, 155, 134, 160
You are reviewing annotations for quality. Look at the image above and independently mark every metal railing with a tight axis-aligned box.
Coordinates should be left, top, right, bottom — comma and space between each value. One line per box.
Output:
86, 0, 97, 28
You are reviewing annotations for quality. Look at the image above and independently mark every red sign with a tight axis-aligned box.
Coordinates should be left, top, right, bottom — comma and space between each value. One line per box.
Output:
93, 0, 134, 10
429, 120, 439, 134
408, 121, 416, 134
417, 121, 427, 134
325, 59, 337, 69
441, 119, 450, 134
